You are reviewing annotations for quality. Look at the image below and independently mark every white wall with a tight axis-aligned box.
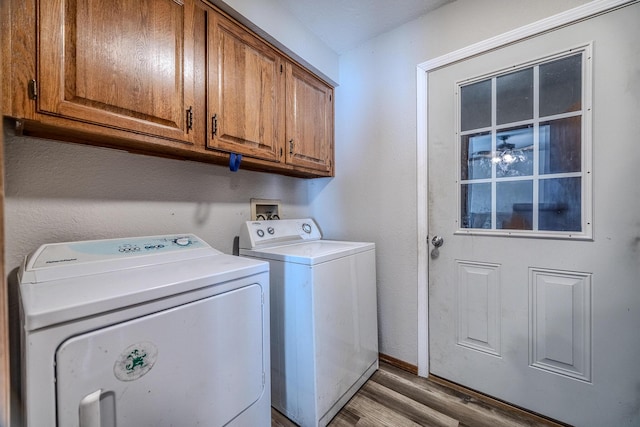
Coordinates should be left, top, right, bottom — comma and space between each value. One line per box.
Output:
5, 0, 595, 373
3, 130, 311, 270
310, 0, 592, 365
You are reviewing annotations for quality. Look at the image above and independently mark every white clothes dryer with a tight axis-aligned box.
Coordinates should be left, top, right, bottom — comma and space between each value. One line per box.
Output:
239, 219, 378, 427
18, 234, 270, 427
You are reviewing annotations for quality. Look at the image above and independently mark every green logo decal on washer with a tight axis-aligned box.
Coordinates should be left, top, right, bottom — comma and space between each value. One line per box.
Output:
114, 342, 158, 381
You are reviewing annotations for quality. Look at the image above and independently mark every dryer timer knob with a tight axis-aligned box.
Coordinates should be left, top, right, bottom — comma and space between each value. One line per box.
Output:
175, 237, 191, 246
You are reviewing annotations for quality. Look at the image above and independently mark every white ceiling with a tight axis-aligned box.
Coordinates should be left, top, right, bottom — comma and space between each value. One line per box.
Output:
277, 0, 455, 54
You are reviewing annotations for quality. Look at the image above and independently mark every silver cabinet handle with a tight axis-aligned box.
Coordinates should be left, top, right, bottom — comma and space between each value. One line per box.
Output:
79, 389, 102, 427
431, 235, 444, 248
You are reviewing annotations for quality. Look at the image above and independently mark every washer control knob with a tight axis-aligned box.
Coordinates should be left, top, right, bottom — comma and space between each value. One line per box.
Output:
267, 227, 275, 235
257, 229, 265, 238
302, 223, 312, 234
175, 237, 191, 246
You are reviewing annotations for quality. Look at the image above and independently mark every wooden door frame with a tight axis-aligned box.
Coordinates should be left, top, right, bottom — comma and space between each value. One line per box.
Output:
1, 81, 7, 427
415, 0, 635, 377
1, 0, 8, 422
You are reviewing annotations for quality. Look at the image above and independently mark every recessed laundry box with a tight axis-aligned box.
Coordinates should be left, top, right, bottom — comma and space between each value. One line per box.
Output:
239, 219, 378, 427
18, 234, 270, 427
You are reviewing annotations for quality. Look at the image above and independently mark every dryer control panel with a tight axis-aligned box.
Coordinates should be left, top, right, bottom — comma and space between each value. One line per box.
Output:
20, 234, 216, 284
239, 218, 322, 249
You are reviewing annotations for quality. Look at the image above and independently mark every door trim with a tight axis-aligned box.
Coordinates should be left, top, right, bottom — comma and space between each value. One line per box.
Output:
415, 0, 635, 377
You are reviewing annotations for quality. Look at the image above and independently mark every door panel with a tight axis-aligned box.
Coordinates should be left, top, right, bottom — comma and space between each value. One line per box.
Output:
56, 285, 265, 427
207, 12, 283, 161
285, 63, 333, 173
38, 0, 197, 143
428, 4, 640, 426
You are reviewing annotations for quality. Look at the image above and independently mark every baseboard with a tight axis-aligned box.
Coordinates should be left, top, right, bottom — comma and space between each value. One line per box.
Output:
378, 353, 418, 375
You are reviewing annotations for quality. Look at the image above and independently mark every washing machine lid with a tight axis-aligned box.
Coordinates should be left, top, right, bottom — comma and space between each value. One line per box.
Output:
240, 239, 374, 265
18, 234, 269, 331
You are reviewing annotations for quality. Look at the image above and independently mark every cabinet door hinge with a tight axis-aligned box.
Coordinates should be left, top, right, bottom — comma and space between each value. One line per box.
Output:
186, 106, 193, 131
28, 79, 37, 100
212, 114, 218, 137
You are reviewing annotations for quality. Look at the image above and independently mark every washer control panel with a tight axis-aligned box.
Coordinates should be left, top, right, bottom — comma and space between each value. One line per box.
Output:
239, 218, 321, 248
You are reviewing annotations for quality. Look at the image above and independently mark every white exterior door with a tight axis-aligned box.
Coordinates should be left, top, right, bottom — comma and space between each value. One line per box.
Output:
426, 3, 640, 426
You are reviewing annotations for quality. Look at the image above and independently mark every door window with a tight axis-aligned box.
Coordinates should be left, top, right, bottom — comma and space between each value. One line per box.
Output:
457, 48, 591, 238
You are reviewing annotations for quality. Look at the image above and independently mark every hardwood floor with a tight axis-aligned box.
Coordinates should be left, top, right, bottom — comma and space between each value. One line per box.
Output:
271, 361, 567, 427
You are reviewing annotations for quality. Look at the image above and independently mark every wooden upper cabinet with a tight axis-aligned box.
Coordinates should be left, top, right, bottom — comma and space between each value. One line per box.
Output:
207, 12, 284, 162
37, 0, 199, 144
285, 62, 333, 174
4, 0, 333, 177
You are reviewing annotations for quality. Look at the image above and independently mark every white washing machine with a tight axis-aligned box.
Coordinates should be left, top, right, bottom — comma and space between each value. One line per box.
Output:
18, 234, 270, 427
239, 218, 378, 427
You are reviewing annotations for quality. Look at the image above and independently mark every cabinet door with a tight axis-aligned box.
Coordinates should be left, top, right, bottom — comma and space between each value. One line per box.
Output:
38, 0, 198, 144
285, 63, 333, 174
208, 12, 284, 162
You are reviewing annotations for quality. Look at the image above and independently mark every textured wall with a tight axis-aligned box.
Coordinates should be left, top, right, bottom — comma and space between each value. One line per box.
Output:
4, 130, 309, 270
311, 0, 593, 365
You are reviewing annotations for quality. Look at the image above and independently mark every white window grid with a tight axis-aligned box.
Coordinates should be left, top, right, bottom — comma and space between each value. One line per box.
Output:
455, 44, 593, 240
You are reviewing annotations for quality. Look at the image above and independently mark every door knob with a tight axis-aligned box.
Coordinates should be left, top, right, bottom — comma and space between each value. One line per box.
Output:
431, 235, 444, 248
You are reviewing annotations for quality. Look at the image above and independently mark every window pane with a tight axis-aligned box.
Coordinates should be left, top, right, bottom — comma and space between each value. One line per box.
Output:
461, 80, 491, 131
457, 50, 588, 237
497, 68, 533, 125
540, 54, 582, 117
539, 117, 581, 174
461, 132, 492, 180
539, 177, 581, 231
495, 126, 534, 178
461, 183, 492, 229
496, 180, 533, 230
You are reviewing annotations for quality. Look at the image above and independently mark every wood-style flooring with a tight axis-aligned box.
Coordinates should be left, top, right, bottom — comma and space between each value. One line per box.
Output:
271, 361, 567, 427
